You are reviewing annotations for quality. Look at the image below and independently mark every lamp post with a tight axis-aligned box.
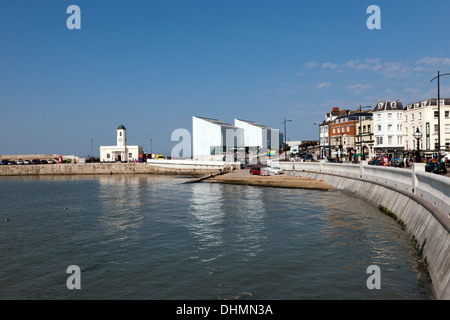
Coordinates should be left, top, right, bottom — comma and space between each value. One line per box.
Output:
282, 117, 292, 160
314, 122, 322, 159
358, 105, 371, 160
413, 128, 423, 163
91, 139, 94, 163
430, 68, 450, 161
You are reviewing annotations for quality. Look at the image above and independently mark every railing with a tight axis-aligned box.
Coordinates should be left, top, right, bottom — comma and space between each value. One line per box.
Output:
278, 160, 450, 217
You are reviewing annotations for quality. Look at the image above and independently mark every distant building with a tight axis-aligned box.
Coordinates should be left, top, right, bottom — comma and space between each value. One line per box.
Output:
318, 107, 353, 159
234, 119, 281, 160
192, 116, 282, 162
192, 116, 243, 161
373, 100, 404, 159
329, 112, 371, 161
100, 124, 143, 162
403, 98, 450, 158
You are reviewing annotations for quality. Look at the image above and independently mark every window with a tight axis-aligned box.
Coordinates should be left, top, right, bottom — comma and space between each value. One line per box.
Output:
388, 124, 393, 132
398, 136, 403, 145
333, 128, 335, 134
347, 126, 350, 132
446, 138, 450, 149
446, 111, 450, 118
377, 125, 381, 132
411, 114, 414, 121
405, 127, 408, 135
129, 153, 132, 158
377, 114, 381, 120
434, 111, 439, 118
388, 113, 392, 120
107, 153, 110, 159
397, 113, 402, 120
388, 136, 393, 145
446, 124, 450, 134
397, 124, 402, 131
376, 137, 383, 145
435, 124, 439, 134
337, 128, 340, 133
418, 112, 422, 120
405, 115, 407, 122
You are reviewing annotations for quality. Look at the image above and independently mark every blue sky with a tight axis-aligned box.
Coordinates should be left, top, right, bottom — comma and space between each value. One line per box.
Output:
1, 0, 450, 156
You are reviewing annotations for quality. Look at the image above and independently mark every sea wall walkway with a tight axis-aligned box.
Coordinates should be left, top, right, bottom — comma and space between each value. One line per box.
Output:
277, 160, 450, 300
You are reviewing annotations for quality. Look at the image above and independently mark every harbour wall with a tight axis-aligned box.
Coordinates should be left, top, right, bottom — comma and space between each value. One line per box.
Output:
277, 161, 450, 300
0, 160, 239, 177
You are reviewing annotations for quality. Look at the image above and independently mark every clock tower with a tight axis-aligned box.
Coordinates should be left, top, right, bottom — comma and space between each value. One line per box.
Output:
117, 124, 127, 147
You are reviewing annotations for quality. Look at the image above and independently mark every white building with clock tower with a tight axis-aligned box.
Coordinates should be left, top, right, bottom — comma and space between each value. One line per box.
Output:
100, 124, 143, 162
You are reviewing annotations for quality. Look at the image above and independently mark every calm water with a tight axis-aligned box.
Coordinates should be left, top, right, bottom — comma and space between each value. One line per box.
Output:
0, 175, 431, 299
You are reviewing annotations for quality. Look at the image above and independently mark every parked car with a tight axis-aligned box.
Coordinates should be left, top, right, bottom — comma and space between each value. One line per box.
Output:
249, 167, 261, 175
267, 166, 283, 175
17, 159, 24, 165
426, 161, 447, 175
40, 160, 48, 164
8, 160, 16, 165
47, 159, 54, 164
369, 159, 383, 166
0, 159, 8, 165
31, 159, 40, 164
24, 160, 31, 165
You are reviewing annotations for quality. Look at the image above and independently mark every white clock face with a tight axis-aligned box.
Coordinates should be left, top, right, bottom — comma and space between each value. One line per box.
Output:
119, 138, 123, 142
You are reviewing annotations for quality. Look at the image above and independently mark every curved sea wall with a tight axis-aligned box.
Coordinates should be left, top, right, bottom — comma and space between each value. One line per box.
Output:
278, 161, 450, 300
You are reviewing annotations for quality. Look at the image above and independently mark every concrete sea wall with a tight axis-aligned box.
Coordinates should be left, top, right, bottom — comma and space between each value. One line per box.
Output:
278, 161, 450, 300
0, 161, 237, 177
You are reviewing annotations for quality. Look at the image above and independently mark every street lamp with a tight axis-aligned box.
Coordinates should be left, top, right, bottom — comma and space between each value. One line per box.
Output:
282, 117, 292, 160
358, 105, 371, 160
413, 128, 423, 163
314, 122, 322, 159
430, 68, 450, 161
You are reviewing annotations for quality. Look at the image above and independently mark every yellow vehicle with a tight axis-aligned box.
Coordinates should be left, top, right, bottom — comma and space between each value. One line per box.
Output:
156, 154, 164, 160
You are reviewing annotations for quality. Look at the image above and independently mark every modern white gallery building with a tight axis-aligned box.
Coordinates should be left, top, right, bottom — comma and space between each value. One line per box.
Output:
100, 124, 143, 162
192, 116, 281, 162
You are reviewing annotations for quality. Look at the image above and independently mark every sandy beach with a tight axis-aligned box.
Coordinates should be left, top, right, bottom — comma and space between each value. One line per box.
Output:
206, 169, 335, 191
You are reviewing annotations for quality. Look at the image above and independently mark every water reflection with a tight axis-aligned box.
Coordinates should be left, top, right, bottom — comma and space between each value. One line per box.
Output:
188, 183, 226, 257
231, 186, 266, 257
98, 175, 144, 237
187, 183, 268, 260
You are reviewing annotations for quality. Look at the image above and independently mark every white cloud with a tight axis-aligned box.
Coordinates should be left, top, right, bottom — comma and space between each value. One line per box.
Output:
345, 58, 382, 71
416, 57, 450, 67
322, 62, 338, 70
317, 82, 331, 89
305, 61, 319, 68
346, 83, 372, 94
